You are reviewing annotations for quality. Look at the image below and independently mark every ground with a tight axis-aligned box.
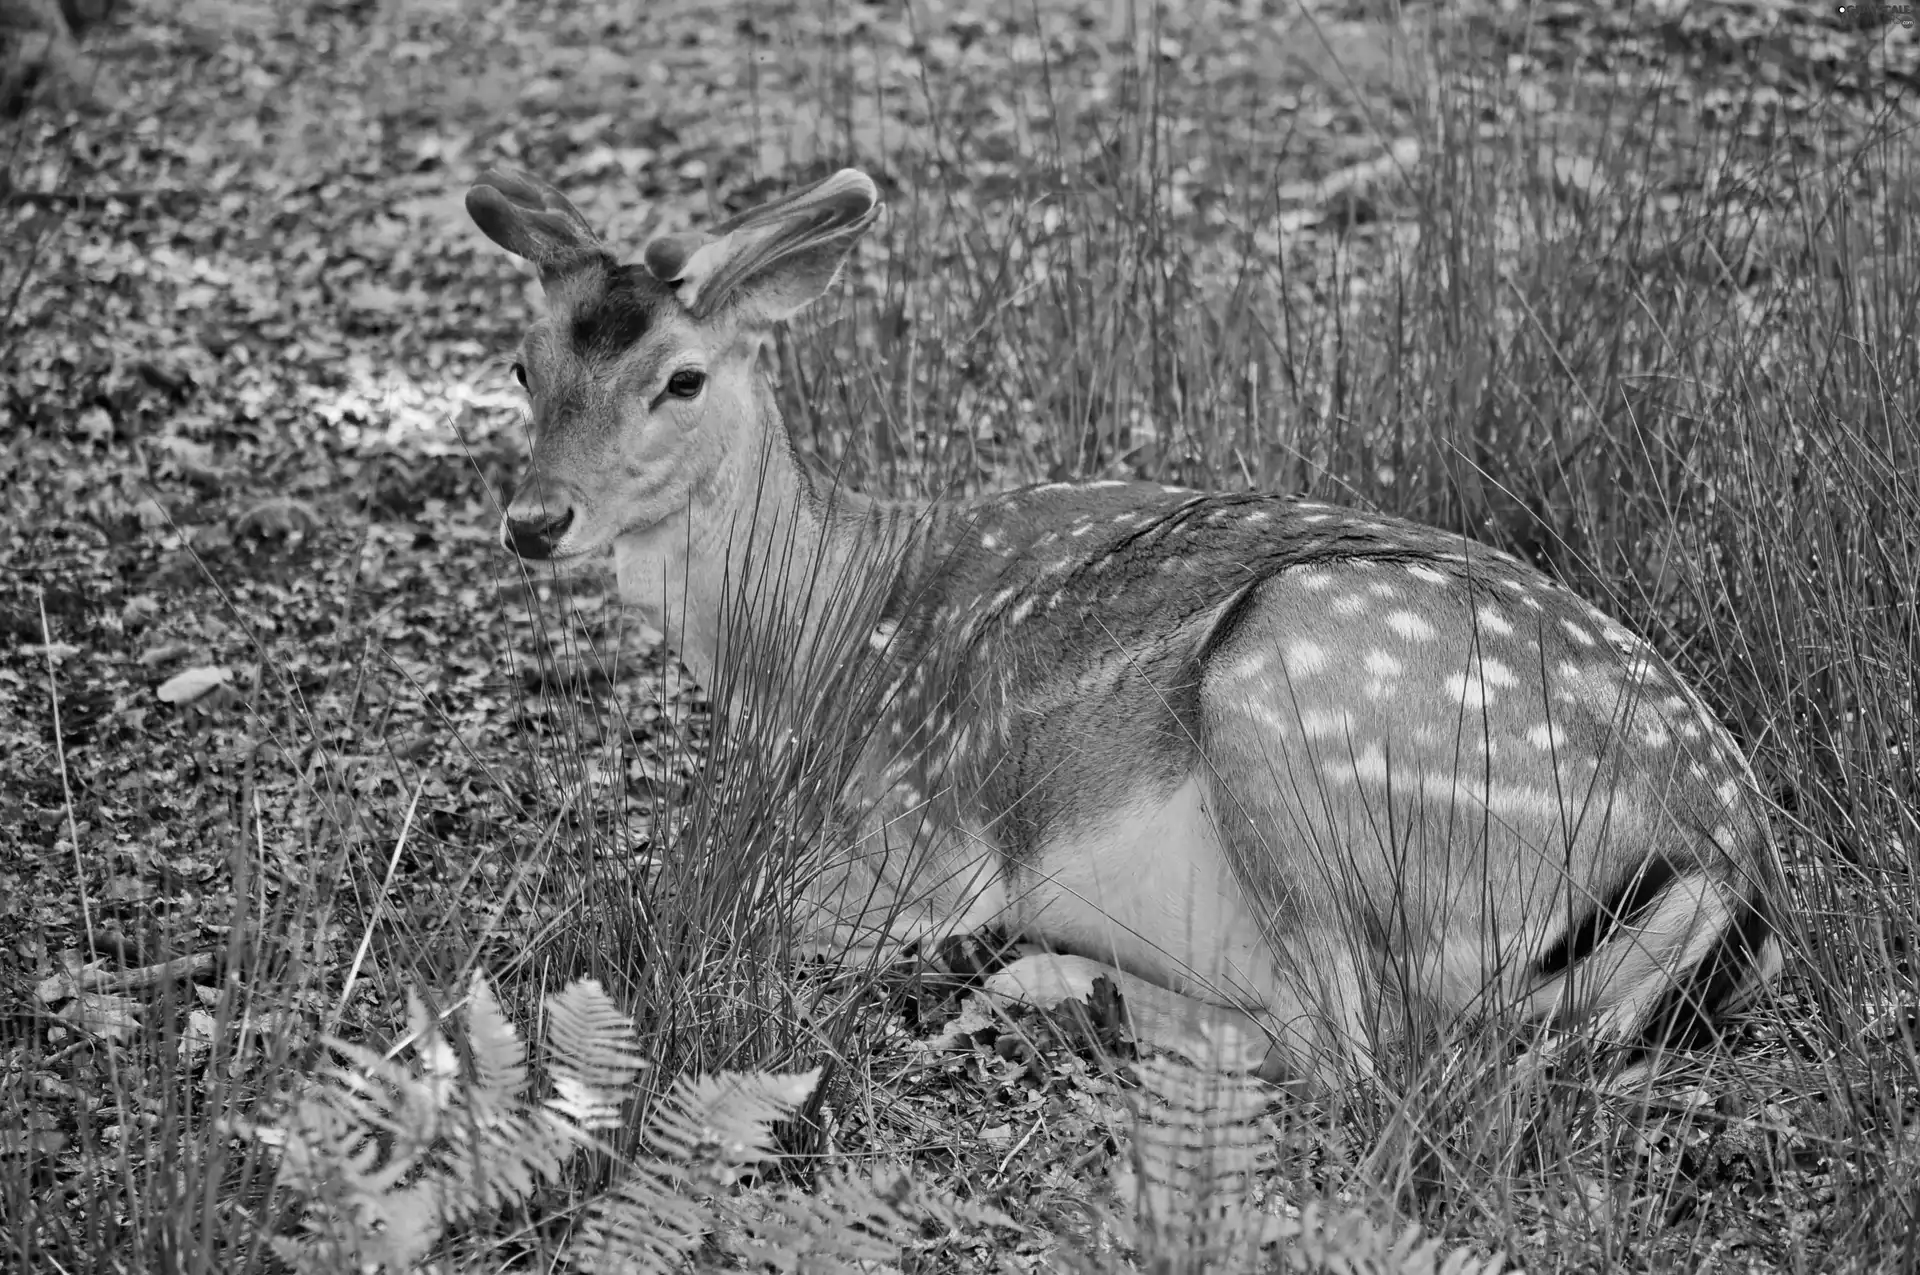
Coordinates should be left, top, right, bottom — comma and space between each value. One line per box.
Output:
2, 0, 1916, 1272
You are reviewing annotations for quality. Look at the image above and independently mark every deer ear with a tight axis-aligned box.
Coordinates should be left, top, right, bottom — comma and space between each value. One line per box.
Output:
643, 169, 881, 322
467, 169, 603, 279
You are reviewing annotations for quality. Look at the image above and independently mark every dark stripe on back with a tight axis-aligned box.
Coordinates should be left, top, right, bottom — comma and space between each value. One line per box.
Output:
1195, 577, 1267, 667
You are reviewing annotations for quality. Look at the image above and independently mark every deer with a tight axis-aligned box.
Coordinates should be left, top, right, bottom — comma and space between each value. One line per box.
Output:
465, 165, 1783, 1094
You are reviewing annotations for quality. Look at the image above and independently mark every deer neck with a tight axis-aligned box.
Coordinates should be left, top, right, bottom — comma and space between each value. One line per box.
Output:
612, 388, 922, 697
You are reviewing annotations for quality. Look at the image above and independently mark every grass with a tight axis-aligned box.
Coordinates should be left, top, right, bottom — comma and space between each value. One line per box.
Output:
3, 0, 1916, 1271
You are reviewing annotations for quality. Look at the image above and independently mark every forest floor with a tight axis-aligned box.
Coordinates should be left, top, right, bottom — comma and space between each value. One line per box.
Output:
3, 0, 1916, 1271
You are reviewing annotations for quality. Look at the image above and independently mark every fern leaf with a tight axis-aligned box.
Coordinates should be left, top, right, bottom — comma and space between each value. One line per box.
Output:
720, 1167, 1018, 1274
637, 1068, 821, 1185
574, 1167, 715, 1275
1105, 1060, 1511, 1275
259, 975, 599, 1271
545, 978, 648, 1131
467, 970, 531, 1102
571, 1067, 823, 1275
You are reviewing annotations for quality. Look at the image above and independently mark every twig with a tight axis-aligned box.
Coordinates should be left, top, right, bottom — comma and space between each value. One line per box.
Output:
36, 587, 98, 985
82, 953, 216, 994
331, 774, 427, 1034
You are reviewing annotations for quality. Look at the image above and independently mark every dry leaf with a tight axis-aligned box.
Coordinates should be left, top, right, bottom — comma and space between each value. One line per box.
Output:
157, 666, 233, 704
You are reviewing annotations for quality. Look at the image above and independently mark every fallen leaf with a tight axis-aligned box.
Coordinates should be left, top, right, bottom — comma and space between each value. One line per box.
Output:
138, 640, 197, 667
61, 993, 141, 1043
180, 1010, 218, 1062
157, 666, 233, 704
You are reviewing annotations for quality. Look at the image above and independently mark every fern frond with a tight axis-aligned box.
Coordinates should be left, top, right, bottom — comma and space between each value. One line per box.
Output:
1101, 1059, 1512, 1275
545, 977, 648, 1131
639, 1068, 822, 1184
466, 971, 532, 1102
256, 975, 1018, 1275
720, 1167, 1018, 1273
572, 1067, 823, 1274
258, 976, 596, 1271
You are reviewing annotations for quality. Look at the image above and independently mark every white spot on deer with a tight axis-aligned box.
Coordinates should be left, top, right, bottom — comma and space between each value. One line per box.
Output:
1350, 743, 1389, 782
1328, 741, 1390, 783
1688, 761, 1709, 781
1525, 722, 1567, 752
980, 533, 1000, 551
1007, 596, 1037, 627
1232, 699, 1294, 735
1363, 650, 1402, 678
1294, 571, 1336, 592
1369, 581, 1398, 599
1406, 564, 1448, 584
1035, 482, 1072, 494
1299, 512, 1333, 524
1444, 670, 1496, 712
868, 619, 899, 652
1479, 658, 1518, 688
1299, 708, 1356, 740
1521, 596, 1544, 611
1476, 606, 1514, 637
1482, 784, 1560, 820
1386, 611, 1436, 641
1091, 480, 1129, 489
1285, 641, 1330, 677
1071, 520, 1097, 537
1330, 594, 1367, 616
1715, 779, 1740, 809
1660, 695, 1690, 715
1561, 619, 1596, 647
1710, 823, 1738, 852
1224, 648, 1270, 682
1500, 579, 1528, 593
1640, 721, 1670, 748
1418, 774, 1555, 820
1247, 510, 1270, 525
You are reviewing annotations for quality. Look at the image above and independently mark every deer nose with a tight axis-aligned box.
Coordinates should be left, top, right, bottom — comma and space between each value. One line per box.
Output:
503, 506, 575, 559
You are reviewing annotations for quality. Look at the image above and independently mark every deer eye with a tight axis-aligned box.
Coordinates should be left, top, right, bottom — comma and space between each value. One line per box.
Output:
511, 362, 528, 389
665, 369, 706, 399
